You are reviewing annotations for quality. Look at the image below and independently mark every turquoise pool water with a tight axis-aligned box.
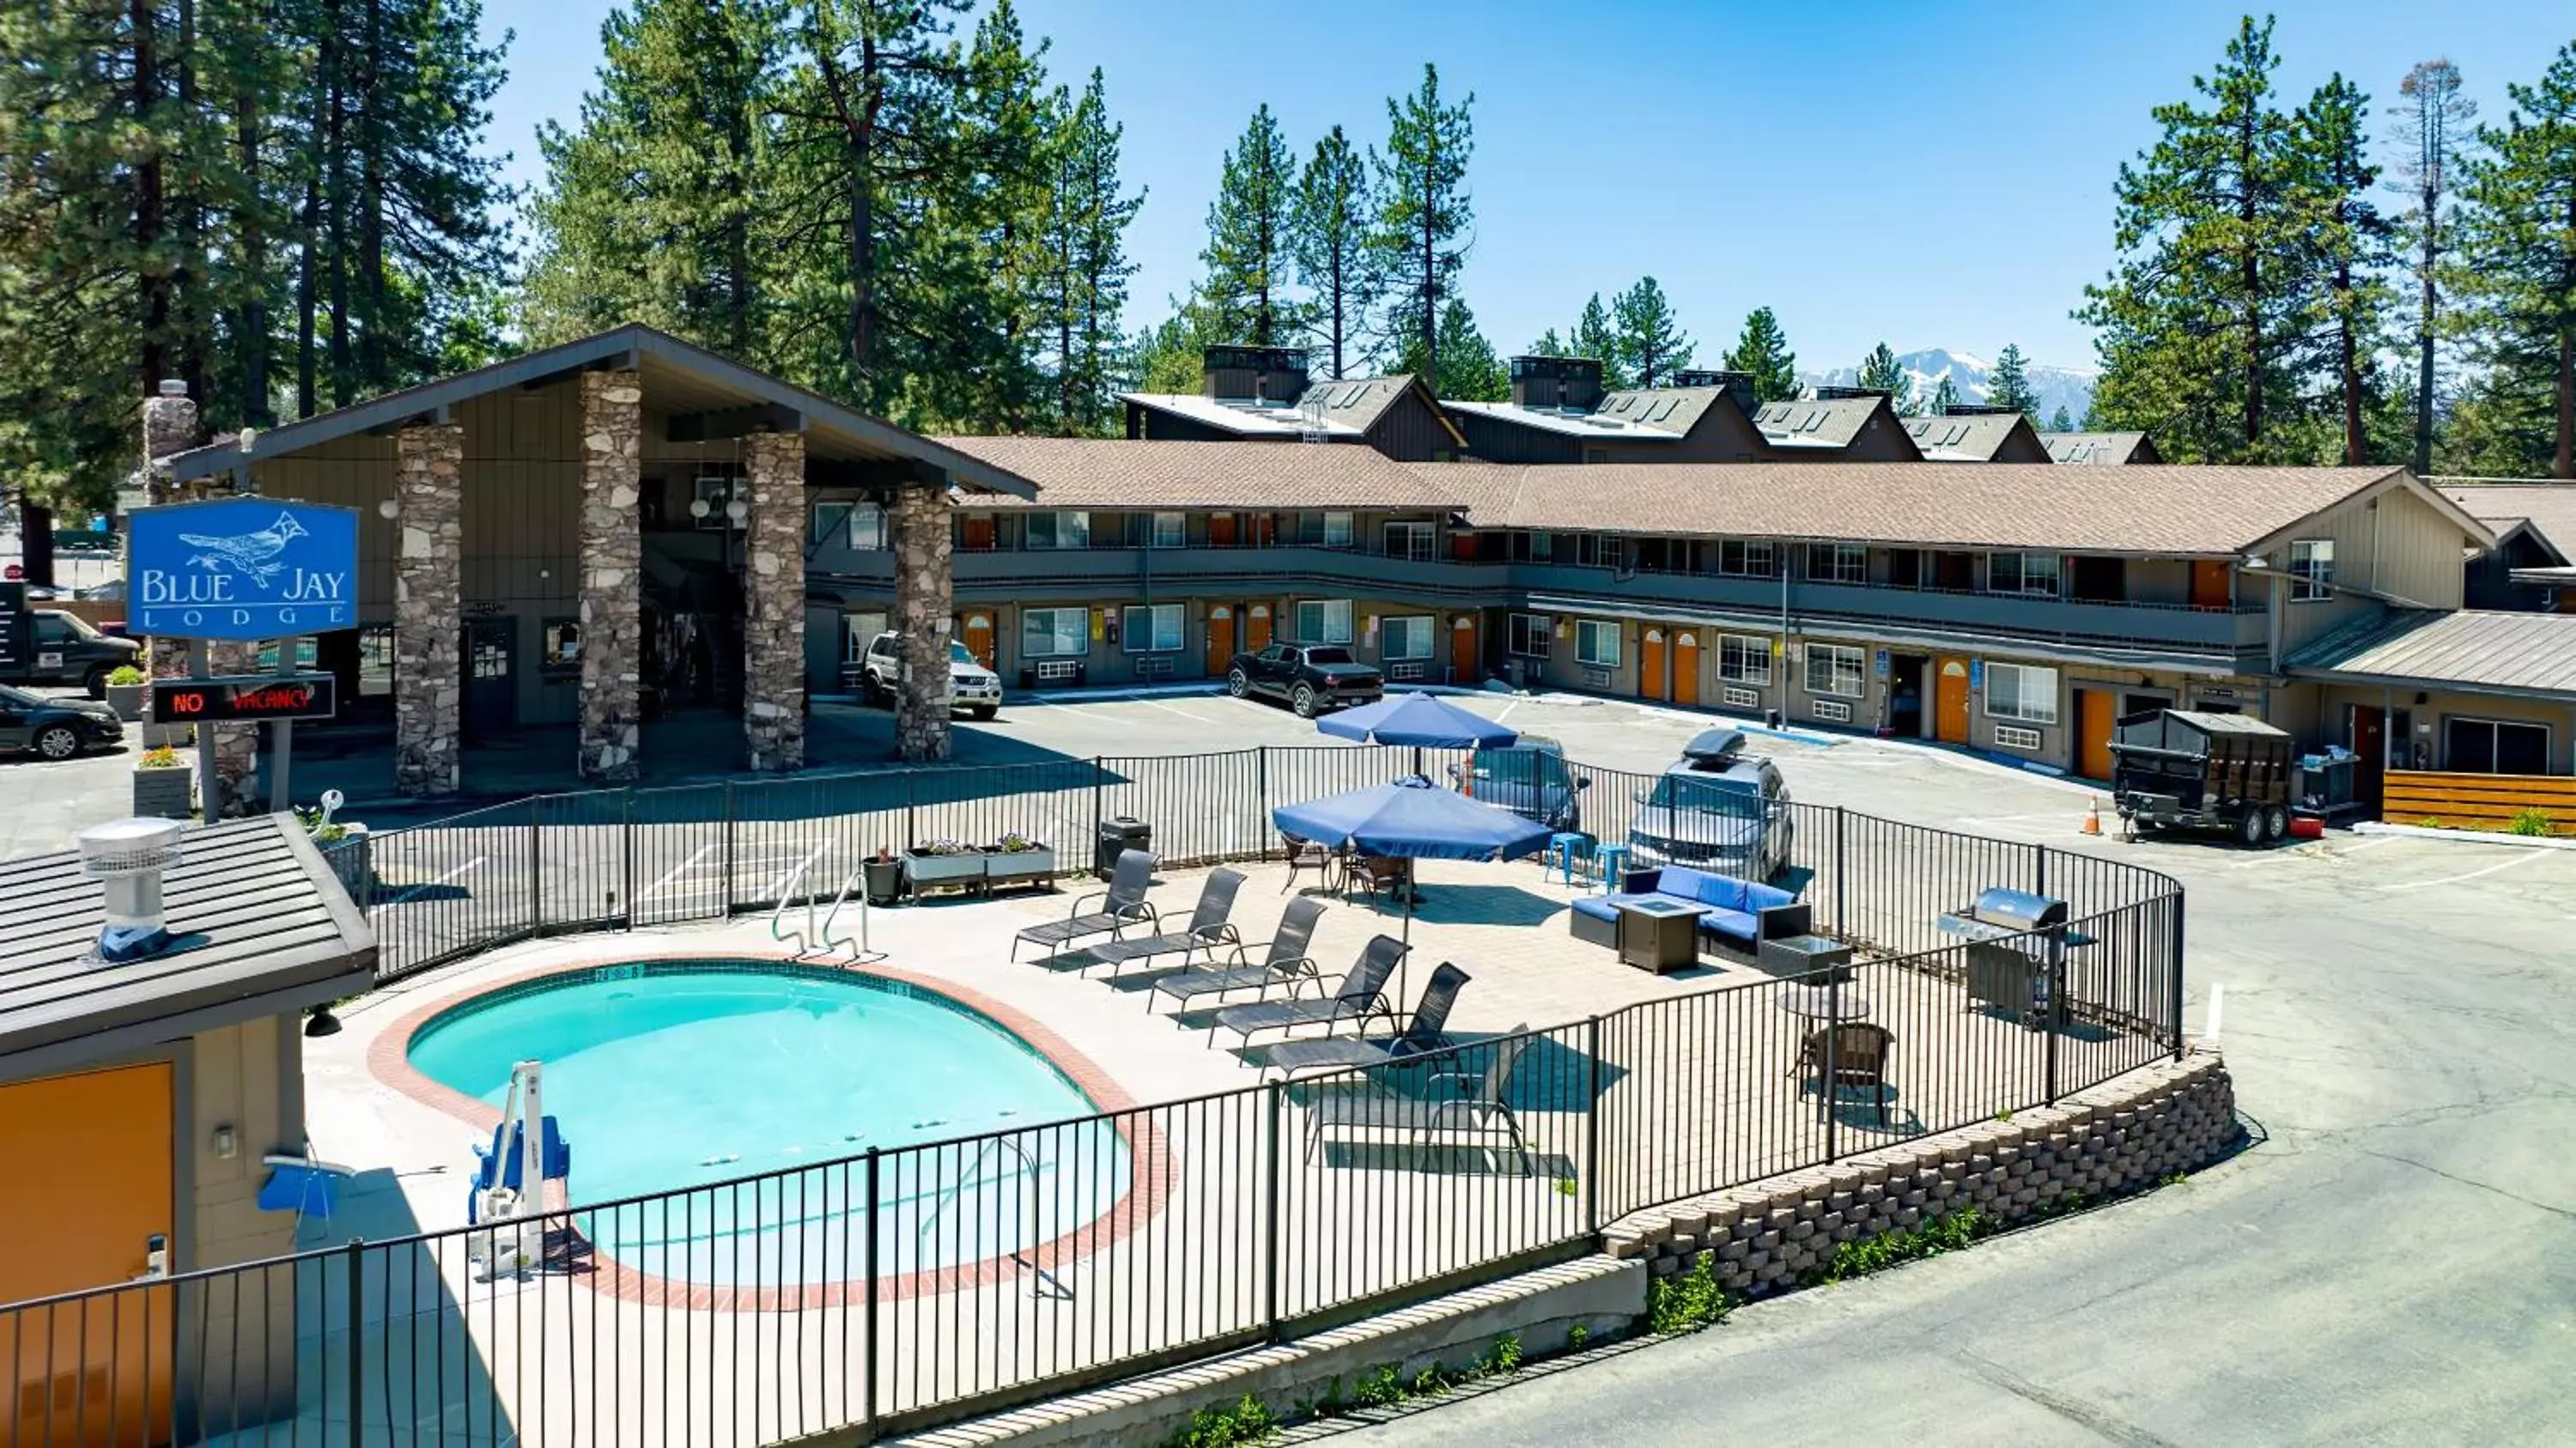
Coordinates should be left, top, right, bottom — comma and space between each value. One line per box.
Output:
408, 963, 1131, 1285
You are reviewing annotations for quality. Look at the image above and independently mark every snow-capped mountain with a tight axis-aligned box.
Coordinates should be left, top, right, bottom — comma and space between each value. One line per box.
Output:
1802, 348, 2095, 427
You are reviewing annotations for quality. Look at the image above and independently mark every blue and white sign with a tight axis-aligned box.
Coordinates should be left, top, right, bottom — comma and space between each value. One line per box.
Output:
1968, 660, 1985, 691
130, 498, 360, 641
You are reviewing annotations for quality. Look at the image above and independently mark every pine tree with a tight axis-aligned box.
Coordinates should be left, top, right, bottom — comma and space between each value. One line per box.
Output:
1290, 125, 1372, 378
1125, 292, 1224, 394
1611, 276, 1693, 387
1201, 104, 1298, 347
2049, 403, 2075, 432
1370, 64, 1473, 380
1571, 294, 1626, 389
1397, 298, 1504, 402
2389, 58, 2476, 475
1929, 375, 1961, 417
1042, 70, 1141, 434
1985, 344, 2040, 419
2448, 40, 2576, 478
1723, 307, 1797, 403
2294, 75, 2395, 465
949, 0, 1057, 430
1527, 327, 1569, 357
1857, 342, 1912, 412
2078, 17, 2314, 461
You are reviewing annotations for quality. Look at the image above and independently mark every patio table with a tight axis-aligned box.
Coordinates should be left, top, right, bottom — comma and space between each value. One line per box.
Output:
1776, 984, 1873, 1021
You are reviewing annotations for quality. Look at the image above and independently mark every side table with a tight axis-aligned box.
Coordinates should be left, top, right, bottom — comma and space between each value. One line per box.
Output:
1758, 932, 1855, 983
1613, 897, 1704, 974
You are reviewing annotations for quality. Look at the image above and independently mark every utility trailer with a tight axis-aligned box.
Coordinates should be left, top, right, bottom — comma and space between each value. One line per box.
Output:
2109, 709, 2294, 846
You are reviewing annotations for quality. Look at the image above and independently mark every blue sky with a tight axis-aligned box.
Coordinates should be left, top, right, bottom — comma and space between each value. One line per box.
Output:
482, 0, 2572, 376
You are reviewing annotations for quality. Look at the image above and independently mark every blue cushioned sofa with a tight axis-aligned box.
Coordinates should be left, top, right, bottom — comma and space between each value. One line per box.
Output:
1568, 866, 1811, 954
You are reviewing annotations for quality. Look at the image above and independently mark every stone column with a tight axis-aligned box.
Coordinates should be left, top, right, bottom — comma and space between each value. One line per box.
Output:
578, 369, 644, 782
138, 381, 197, 681
890, 484, 955, 763
204, 636, 260, 814
392, 422, 465, 797
741, 430, 807, 771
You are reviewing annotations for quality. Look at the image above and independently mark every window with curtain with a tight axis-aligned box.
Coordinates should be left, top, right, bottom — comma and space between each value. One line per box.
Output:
1148, 513, 1185, 548
1293, 599, 1354, 643
1122, 604, 1183, 652
1025, 511, 1092, 550
1718, 635, 1772, 684
1804, 644, 1865, 697
1576, 620, 1621, 667
1021, 608, 1090, 657
2289, 539, 2335, 601
1384, 520, 1436, 559
1321, 512, 1354, 547
1984, 662, 2060, 724
1508, 614, 1552, 658
1717, 539, 1777, 577
1382, 615, 1435, 660
1988, 551, 2063, 596
1807, 543, 1868, 583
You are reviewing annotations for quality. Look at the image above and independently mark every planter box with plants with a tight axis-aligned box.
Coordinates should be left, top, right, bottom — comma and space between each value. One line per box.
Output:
132, 747, 194, 820
301, 806, 374, 903
900, 836, 1058, 896
103, 666, 149, 723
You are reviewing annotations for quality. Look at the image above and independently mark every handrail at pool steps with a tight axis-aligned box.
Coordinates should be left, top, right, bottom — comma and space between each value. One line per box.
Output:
768, 854, 883, 963
128, 744, 2190, 1447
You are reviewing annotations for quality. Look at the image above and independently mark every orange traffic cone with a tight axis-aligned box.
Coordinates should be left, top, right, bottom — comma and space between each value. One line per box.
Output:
2082, 797, 2103, 837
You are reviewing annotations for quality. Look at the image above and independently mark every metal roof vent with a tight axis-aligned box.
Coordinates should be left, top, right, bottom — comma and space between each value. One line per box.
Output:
77, 818, 188, 963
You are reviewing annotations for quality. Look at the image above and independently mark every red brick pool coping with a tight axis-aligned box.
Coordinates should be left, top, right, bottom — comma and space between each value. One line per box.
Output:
366, 941, 1175, 1313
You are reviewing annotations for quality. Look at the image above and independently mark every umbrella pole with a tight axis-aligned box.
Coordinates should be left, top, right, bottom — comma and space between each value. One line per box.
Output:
1411, 743, 1423, 777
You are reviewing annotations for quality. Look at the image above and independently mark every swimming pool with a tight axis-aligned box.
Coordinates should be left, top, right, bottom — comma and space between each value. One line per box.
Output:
405, 961, 1133, 1287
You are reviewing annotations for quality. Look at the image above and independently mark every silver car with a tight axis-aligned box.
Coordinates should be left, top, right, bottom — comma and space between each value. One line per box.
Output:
862, 632, 1003, 720
1625, 728, 1796, 880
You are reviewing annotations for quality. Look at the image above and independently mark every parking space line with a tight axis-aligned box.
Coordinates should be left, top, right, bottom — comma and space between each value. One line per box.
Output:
1139, 699, 1219, 723
2367, 849, 2555, 891
762, 844, 829, 900
371, 855, 484, 915
639, 843, 713, 903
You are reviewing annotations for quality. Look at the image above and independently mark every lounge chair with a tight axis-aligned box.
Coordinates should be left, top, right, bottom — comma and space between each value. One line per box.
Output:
1210, 934, 1408, 1047
1790, 1022, 1893, 1125
1012, 848, 1160, 962
1261, 963, 1472, 1080
1154, 896, 1327, 1012
1305, 1025, 1534, 1175
1079, 868, 1246, 979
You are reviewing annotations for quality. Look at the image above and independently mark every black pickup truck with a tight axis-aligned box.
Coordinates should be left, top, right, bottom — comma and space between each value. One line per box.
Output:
1224, 641, 1383, 717
0, 604, 141, 698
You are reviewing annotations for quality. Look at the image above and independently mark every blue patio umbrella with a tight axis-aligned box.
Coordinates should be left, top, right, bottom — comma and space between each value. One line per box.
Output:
1273, 776, 1555, 953
1315, 693, 1520, 750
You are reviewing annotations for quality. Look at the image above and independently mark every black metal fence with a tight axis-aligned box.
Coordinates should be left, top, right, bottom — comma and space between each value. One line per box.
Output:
4, 746, 2183, 1446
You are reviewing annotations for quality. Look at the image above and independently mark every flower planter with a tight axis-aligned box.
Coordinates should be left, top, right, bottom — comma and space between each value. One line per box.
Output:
132, 764, 194, 820
318, 824, 374, 904
862, 858, 905, 905
105, 682, 148, 722
983, 844, 1056, 886
902, 849, 989, 892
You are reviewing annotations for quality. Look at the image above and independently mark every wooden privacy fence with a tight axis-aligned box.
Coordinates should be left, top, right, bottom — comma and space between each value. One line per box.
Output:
2382, 770, 2576, 837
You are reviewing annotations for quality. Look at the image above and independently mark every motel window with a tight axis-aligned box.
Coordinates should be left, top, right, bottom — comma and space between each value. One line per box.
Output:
811, 501, 888, 551
1122, 603, 1184, 653
1576, 620, 1621, 668
2289, 539, 2335, 601
1718, 635, 1772, 685
1805, 644, 1866, 698
1807, 543, 1868, 584
1385, 520, 1437, 560
1717, 539, 1777, 578
1149, 512, 1186, 549
1321, 512, 1355, 548
1382, 615, 1436, 661
1021, 607, 1091, 658
1984, 662, 2060, 725
2445, 717, 2551, 776
1294, 599, 1354, 644
1508, 614, 1552, 659
1988, 552, 2063, 597
1024, 511, 1092, 550
1509, 531, 1554, 563
541, 618, 583, 679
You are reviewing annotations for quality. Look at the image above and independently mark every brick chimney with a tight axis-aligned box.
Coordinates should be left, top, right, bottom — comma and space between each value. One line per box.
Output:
1201, 345, 1310, 405
142, 379, 197, 474
1508, 356, 1603, 412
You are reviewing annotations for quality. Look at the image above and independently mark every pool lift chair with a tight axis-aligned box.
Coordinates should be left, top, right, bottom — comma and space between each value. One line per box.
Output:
466, 1059, 574, 1280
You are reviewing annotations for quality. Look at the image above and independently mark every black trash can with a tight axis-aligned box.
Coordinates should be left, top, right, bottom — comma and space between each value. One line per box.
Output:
1096, 815, 1151, 879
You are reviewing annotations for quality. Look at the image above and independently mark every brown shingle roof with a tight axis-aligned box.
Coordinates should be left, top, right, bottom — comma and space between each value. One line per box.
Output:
2439, 483, 2576, 563
933, 437, 1461, 510
1423, 461, 2447, 556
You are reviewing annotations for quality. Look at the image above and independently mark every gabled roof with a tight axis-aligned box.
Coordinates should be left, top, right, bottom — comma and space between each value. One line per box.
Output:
1120, 374, 1463, 448
166, 323, 1038, 497
2439, 482, 2576, 564
1441, 400, 1683, 441
2289, 608, 2576, 703
1403, 462, 2478, 557
1755, 396, 1893, 451
2043, 431, 2156, 465
1905, 412, 2039, 462
931, 438, 1461, 511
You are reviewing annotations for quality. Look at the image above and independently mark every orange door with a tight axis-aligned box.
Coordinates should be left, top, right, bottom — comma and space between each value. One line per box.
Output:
3, 1064, 174, 1447
1207, 513, 1238, 548
1674, 632, 1700, 707
1206, 605, 1236, 676
961, 514, 996, 551
1639, 629, 1668, 702
1449, 616, 1479, 684
2190, 560, 2232, 610
2077, 689, 2116, 780
959, 613, 994, 669
1247, 513, 1277, 547
1935, 658, 1971, 743
1245, 605, 1272, 650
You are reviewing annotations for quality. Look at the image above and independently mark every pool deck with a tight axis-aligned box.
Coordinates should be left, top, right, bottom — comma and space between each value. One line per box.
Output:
257, 857, 2149, 1445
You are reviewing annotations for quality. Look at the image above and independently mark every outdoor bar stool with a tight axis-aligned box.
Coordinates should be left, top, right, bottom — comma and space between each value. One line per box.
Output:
1590, 843, 1631, 886
1544, 832, 1589, 885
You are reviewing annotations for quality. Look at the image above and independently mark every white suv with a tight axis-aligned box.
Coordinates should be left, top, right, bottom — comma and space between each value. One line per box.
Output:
861, 632, 1003, 720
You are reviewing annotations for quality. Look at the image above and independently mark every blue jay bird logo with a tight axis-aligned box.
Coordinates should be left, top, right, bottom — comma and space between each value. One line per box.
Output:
179, 511, 310, 591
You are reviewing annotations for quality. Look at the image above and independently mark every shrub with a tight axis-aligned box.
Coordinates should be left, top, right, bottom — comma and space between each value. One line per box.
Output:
2508, 807, 2555, 837
106, 664, 147, 686
1647, 1255, 1732, 1334
1809, 1208, 1990, 1287
1171, 1393, 1275, 1448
